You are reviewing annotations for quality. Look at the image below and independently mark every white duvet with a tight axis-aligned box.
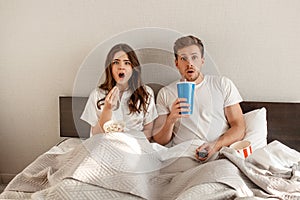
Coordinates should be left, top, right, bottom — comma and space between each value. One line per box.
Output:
1, 132, 300, 200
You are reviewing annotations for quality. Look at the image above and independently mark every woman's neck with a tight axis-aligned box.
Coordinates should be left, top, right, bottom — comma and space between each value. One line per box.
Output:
116, 83, 129, 92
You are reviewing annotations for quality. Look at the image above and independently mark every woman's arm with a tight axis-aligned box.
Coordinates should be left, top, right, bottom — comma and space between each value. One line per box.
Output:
91, 86, 119, 135
91, 106, 112, 135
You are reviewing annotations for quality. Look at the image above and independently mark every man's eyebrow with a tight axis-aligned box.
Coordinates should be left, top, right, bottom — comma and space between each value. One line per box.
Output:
179, 52, 199, 56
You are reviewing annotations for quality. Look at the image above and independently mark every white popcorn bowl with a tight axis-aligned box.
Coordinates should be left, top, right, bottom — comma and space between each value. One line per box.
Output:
103, 120, 126, 133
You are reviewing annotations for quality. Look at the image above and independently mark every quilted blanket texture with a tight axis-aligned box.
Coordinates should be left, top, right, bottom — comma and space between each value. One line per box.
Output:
1, 132, 300, 200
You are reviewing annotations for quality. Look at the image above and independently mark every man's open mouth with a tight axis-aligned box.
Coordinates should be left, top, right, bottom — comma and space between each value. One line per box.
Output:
118, 73, 125, 78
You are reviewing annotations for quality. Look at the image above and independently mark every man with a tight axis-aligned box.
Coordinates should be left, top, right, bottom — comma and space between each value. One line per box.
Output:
153, 35, 245, 161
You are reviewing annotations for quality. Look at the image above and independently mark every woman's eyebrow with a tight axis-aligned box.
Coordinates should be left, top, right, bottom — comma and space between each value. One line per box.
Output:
113, 58, 130, 62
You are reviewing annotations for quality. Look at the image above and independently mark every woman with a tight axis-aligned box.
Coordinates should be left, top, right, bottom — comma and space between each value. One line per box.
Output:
81, 43, 157, 140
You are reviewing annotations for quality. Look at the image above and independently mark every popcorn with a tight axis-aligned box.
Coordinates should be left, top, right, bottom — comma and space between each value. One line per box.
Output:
103, 120, 125, 133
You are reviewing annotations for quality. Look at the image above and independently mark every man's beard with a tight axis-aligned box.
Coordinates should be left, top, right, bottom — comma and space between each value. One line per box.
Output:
185, 71, 200, 82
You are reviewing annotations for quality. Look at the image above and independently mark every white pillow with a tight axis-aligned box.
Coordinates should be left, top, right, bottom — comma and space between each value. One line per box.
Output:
243, 107, 267, 151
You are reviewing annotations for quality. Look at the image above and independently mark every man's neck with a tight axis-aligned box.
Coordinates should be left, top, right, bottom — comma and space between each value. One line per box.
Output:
194, 73, 204, 85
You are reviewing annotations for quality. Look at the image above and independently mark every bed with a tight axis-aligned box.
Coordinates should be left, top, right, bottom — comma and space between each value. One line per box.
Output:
1, 92, 300, 199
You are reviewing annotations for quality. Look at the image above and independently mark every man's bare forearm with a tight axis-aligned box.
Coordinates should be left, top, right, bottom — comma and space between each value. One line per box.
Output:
153, 117, 175, 145
214, 123, 245, 150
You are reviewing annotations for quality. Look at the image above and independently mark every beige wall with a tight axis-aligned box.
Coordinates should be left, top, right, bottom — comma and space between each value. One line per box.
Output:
1, 0, 300, 178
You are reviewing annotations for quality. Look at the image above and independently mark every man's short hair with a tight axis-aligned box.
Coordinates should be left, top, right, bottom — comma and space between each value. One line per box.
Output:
173, 35, 204, 59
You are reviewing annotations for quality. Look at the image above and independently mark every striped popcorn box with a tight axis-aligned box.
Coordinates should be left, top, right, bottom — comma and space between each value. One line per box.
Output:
230, 140, 252, 159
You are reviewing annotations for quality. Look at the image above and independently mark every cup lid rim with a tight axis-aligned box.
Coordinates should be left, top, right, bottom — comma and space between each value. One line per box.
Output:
176, 81, 196, 85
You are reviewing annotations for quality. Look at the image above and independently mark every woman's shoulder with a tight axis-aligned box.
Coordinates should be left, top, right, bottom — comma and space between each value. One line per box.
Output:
89, 87, 106, 99
143, 85, 155, 94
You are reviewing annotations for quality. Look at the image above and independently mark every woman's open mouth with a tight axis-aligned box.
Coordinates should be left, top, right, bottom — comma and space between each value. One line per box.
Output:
118, 73, 125, 78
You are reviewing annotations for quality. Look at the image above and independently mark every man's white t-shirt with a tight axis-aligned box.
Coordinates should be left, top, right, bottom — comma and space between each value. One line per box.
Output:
81, 85, 158, 135
156, 75, 243, 145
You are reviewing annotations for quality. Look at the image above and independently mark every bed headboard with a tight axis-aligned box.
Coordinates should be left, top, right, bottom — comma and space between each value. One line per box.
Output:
240, 101, 299, 151
59, 96, 89, 138
59, 96, 300, 151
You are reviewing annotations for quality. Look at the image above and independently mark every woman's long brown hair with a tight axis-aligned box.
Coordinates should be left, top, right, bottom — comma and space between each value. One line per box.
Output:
99, 43, 150, 115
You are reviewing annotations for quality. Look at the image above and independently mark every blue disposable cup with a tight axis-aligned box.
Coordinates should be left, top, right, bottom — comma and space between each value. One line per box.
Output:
176, 82, 195, 114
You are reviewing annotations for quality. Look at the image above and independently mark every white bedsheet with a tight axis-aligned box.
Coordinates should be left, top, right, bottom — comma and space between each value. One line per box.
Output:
1, 132, 300, 200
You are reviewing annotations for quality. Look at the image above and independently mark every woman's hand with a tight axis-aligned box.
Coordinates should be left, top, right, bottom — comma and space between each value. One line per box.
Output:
104, 86, 120, 110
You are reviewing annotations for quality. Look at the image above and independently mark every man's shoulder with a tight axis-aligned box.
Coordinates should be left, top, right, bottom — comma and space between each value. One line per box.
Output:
205, 75, 233, 84
157, 80, 178, 98
159, 80, 178, 92
205, 75, 226, 80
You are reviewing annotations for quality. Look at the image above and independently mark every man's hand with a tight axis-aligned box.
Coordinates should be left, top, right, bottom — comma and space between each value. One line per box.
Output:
167, 98, 190, 124
195, 142, 218, 161
152, 98, 190, 145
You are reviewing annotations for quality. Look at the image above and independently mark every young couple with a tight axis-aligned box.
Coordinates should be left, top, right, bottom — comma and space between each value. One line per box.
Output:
81, 35, 246, 161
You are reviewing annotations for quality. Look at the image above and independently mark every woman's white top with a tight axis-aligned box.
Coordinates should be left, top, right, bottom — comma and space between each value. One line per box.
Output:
81, 85, 158, 134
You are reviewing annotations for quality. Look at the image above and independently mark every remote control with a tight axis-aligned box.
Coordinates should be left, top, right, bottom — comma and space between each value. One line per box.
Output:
198, 149, 208, 158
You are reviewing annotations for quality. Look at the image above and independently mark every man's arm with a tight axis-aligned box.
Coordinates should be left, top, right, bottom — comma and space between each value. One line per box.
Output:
196, 103, 245, 160
216, 103, 246, 147
152, 114, 174, 145
153, 98, 190, 145
143, 121, 155, 141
